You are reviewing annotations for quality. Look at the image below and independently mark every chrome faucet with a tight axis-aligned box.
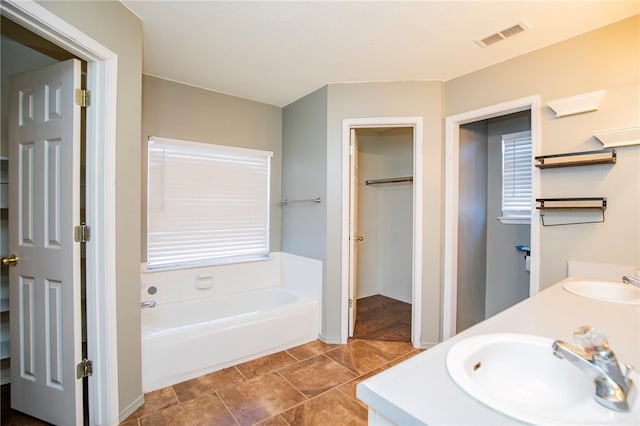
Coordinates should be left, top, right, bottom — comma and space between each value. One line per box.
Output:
552, 326, 634, 411
141, 300, 157, 309
622, 275, 640, 288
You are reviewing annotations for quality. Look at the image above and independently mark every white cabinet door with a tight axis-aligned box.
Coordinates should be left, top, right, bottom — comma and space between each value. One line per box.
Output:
8, 59, 83, 425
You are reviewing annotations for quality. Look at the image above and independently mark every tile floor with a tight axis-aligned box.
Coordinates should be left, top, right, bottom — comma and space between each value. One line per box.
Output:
122, 338, 421, 426
353, 295, 411, 342
1, 295, 418, 425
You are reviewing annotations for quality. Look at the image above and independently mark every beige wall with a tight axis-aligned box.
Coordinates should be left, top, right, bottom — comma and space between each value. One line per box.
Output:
141, 75, 283, 260
36, 0, 144, 416
327, 81, 445, 344
446, 15, 640, 289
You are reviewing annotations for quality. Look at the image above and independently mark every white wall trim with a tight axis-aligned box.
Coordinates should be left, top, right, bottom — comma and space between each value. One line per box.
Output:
0, 1, 120, 424
118, 395, 144, 425
443, 96, 541, 340
341, 117, 423, 348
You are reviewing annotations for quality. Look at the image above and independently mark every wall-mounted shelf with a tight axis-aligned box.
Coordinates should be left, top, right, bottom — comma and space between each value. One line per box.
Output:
546, 89, 605, 118
365, 176, 413, 186
536, 197, 606, 226
534, 148, 616, 169
594, 126, 640, 148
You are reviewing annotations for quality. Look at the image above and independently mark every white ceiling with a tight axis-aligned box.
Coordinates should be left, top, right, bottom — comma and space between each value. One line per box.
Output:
121, 1, 640, 107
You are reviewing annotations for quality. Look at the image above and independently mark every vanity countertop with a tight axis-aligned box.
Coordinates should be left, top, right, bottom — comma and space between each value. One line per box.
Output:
356, 277, 640, 425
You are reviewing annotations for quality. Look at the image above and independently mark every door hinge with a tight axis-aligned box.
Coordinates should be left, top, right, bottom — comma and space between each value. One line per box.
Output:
75, 89, 90, 107
349, 298, 353, 308
77, 359, 93, 379
74, 224, 90, 243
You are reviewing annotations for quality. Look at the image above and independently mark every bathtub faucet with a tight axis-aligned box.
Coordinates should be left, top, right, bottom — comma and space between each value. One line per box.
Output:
622, 275, 640, 288
141, 300, 157, 309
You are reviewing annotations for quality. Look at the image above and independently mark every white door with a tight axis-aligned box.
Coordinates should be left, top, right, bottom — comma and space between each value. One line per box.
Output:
7, 59, 83, 425
348, 128, 362, 337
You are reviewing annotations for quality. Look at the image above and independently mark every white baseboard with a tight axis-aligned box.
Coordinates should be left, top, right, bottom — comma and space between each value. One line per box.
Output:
318, 333, 345, 345
119, 394, 144, 423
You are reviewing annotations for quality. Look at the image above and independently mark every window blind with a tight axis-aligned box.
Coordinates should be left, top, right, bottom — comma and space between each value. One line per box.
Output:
502, 131, 532, 218
147, 136, 272, 270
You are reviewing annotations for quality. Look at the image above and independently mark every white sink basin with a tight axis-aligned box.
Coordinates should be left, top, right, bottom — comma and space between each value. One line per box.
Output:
446, 333, 640, 425
564, 280, 640, 305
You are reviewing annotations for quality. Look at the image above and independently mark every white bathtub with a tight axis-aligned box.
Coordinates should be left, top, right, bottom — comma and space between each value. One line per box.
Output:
142, 286, 319, 391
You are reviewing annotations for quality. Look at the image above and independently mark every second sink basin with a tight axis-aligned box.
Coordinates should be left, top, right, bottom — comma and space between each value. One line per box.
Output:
563, 279, 640, 305
446, 333, 640, 425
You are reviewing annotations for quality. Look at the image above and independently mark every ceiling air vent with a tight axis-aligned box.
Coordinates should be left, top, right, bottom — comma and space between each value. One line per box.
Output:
475, 21, 530, 48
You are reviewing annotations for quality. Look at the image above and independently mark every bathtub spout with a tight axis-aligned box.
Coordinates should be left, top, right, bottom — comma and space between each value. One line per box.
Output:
141, 300, 156, 309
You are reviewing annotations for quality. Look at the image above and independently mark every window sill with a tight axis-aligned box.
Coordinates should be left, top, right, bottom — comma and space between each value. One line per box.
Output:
498, 216, 531, 225
141, 254, 272, 273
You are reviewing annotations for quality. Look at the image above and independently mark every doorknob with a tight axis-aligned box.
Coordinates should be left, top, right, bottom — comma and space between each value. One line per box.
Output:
355, 236, 364, 242
2, 254, 18, 267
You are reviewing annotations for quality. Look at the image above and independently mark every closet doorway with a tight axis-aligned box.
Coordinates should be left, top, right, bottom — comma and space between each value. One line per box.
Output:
353, 127, 413, 342
1, 18, 88, 424
341, 117, 423, 347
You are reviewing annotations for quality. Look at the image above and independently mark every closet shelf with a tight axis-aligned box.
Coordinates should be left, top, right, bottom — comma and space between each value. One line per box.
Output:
534, 148, 615, 169
365, 176, 413, 186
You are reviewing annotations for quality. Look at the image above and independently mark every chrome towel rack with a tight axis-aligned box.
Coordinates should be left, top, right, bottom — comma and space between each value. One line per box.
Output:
536, 197, 607, 226
281, 197, 322, 205
365, 176, 413, 186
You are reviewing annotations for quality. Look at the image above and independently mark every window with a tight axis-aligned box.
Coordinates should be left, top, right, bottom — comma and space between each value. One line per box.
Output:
500, 130, 532, 224
147, 136, 272, 270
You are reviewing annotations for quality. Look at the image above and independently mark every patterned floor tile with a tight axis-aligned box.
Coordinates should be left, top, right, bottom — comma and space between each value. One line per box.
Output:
281, 389, 367, 426
337, 368, 385, 407
218, 372, 306, 426
138, 393, 237, 426
236, 351, 298, 380
173, 367, 246, 403
358, 339, 415, 360
278, 355, 357, 398
325, 340, 392, 375
286, 340, 340, 361
126, 386, 179, 420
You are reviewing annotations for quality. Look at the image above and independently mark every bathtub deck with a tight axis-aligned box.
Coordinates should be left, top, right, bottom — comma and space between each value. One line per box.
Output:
122, 338, 422, 425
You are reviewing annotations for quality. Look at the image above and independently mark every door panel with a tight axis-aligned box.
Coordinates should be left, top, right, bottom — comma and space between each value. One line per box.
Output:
348, 128, 359, 337
8, 59, 83, 425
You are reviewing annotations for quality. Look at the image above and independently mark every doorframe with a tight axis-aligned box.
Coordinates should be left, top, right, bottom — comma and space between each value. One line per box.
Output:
1, 1, 119, 424
341, 117, 423, 348
442, 96, 541, 340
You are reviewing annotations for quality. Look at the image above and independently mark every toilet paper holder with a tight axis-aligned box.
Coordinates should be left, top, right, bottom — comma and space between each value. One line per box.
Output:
516, 245, 531, 272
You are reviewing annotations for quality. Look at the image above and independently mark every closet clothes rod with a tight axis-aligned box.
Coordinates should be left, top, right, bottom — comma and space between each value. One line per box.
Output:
281, 197, 322, 205
365, 176, 413, 186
